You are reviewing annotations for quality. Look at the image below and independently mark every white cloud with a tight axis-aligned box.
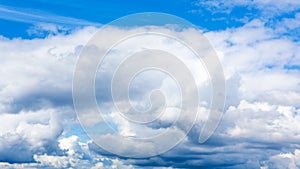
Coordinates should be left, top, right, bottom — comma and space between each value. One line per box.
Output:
32, 135, 135, 169
263, 149, 300, 169
0, 162, 39, 169
34, 154, 70, 168
205, 20, 300, 107
0, 26, 97, 113
90, 159, 134, 169
0, 108, 72, 162
222, 100, 300, 142
0, 26, 97, 163
33, 135, 91, 168
195, 0, 300, 16
0, 13, 299, 168
58, 135, 84, 157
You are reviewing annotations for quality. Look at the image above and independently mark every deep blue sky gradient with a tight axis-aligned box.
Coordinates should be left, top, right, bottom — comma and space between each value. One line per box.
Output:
0, 0, 267, 38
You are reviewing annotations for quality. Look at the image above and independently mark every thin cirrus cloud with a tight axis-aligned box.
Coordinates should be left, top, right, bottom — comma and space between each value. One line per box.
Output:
0, 5, 101, 26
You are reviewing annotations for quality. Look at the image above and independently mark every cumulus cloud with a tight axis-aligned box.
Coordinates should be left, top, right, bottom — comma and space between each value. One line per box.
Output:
0, 26, 97, 113
33, 135, 90, 168
264, 149, 300, 169
0, 10, 299, 168
0, 27, 96, 164
0, 108, 67, 163
79, 21, 298, 168
205, 19, 300, 107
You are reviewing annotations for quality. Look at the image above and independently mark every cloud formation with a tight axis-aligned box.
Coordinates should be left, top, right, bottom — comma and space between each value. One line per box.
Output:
0, 9, 299, 168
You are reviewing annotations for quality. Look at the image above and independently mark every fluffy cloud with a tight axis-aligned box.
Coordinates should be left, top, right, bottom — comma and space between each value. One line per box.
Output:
263, 149, 300, 169
0, 26, 97, 113
100, 100, 297, 168
0, 108, 66, 163
33, 135, 90, 168
0, 27, 96, 164
0, 10, 299, 168
205, 19, 300, 107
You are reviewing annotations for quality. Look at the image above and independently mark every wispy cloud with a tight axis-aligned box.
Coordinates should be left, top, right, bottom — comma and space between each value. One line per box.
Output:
195, 0, 300, 15
0, 5, 101, 26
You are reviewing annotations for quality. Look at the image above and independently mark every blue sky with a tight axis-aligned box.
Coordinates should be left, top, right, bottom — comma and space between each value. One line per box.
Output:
0, 0, 299, 41
2, 0, 295, 38
0, 0, 300, 169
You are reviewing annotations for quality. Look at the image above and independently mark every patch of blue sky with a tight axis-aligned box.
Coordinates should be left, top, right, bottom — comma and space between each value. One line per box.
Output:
0, 19, 32, 38
284, 64, 300, 70
65, 121, 119, 143
64, 124, 91, 142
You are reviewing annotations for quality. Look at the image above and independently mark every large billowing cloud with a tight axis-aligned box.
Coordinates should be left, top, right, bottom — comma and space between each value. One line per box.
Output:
0, 27, 96, 164
0, 9, 299, 168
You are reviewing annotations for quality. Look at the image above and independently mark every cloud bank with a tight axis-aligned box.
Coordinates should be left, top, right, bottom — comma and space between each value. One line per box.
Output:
0, 6, 299, 169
